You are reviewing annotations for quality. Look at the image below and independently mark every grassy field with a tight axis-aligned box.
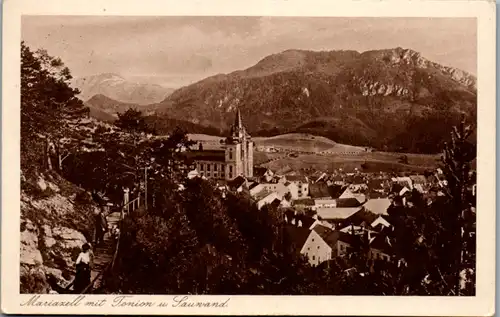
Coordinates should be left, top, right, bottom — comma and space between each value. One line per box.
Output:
190, 133, 367, 152
188, 133, 441, 173
260, 153, 440, 173
253, 133, 340, 152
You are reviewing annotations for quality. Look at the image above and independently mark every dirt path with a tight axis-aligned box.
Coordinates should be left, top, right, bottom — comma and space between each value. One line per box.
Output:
89, 211, 121, 291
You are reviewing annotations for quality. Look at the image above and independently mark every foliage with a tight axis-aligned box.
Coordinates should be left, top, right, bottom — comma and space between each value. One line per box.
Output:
105, 172, 325, 294
21, 41, 89, 173
116, 108, 155, 135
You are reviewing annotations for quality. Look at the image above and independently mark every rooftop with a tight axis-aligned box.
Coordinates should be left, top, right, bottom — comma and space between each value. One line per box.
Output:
316, 206, 362, 220
336, 197, 363, 208
363, 198, 391, 215
185, 150, 226, 162
343, 209, 379, 227
286, 175, 308, 183
312, 225, 361, 248
228, 176, 246, 190
292, 198, 315, 206
253, 189, 274, 201
285, 225, 311, 254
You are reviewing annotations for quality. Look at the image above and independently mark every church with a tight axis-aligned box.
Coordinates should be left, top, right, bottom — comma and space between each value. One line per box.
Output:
188, 109, 254, 181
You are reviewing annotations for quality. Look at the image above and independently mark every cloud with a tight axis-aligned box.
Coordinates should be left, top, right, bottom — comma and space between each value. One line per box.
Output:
21, 16, 476, 88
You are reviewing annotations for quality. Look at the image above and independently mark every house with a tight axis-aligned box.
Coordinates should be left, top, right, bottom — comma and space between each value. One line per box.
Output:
292, 198, 316, 212
309, 181, 332, 199
254, 189, 280, 210
285, 175, 309, 199
342, 209, 379, 228
338, 188, 357, 200
370, 215, 391, 230
312, 172, 328, 183
280, 197, 292, 208
353, 193, 367, 204
336, 197, 363, 208
329, 184, 348, 199
309, 216, 335, 230
284, 224, 311, 255
368, 235, 393, 262
300, 225, 361, 266
316, 206, 363, 221
227, 175, 247, 193
310, 183, 347, 199
342, 207, 392, 230
254, 167, 275, 183
260, 182, 289, 199
249, 183, 265, 197
285, 211, 316, 229
313, 198, 337, 210
363, 198, 391, 215
331, 174, 345, 186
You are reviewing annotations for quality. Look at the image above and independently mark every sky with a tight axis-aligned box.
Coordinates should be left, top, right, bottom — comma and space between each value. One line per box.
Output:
22, 16, 477, 88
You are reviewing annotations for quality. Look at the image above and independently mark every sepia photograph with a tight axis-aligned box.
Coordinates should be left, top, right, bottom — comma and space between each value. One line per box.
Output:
2, 0, 496, 315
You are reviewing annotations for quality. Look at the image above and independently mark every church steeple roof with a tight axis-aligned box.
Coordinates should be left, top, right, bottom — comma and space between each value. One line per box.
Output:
226, 107, 250, 144
234, 107, 243, 130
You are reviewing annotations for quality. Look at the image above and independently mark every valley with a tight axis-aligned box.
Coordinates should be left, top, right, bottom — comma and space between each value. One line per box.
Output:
85, 47, 477, 155
188, 132, 441, 173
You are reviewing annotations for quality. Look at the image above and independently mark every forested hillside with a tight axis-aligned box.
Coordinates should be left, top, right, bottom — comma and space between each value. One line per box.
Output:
156, 47, 476, 153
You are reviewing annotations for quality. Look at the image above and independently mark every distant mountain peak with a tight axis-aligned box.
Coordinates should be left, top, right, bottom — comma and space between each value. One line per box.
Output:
72, 73, 175, 105
160, 47, 477, 154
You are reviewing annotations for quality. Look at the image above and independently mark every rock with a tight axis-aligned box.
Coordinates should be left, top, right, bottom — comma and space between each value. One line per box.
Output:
37, 177, 47, 191
52, 226, 87, 247
20, 220, 43, 266
42, 225, 56, 248
31, 194, 74, 216
46, 181, 60, 193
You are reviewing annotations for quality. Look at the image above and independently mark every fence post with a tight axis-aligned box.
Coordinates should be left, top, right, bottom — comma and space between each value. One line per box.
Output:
123, 188, 130, 214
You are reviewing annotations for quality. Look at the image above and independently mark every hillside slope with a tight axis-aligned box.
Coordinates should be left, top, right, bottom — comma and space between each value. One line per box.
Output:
20, 171, 99, 293
157, 47, 477, 153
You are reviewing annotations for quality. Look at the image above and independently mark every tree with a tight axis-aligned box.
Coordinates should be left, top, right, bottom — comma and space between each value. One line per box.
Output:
440, 115, 476, 295
398, 155, 409, 165
21, 41, 88, 173
116, 108, 155, 145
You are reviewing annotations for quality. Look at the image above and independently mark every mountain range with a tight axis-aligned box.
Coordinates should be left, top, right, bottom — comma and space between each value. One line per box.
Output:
85, 47, 477, 153
72, 73, 175, 105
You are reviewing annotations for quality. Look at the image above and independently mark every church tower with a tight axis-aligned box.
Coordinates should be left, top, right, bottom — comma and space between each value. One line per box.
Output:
224, 108, 253, 180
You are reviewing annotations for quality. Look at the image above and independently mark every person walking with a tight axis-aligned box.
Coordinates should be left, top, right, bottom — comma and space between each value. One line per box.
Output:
94, 207, 107, 248
73, 243, 92, 293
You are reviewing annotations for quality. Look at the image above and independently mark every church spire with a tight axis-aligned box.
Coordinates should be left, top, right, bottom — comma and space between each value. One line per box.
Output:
234, 107, 243, 130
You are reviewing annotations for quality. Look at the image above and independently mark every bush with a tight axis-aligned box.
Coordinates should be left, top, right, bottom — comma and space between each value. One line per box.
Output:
74, 191, 92, 205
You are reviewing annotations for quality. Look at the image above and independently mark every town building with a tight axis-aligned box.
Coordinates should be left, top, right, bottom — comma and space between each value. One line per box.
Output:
187, 109, 253, 180
285, 175, 309, 199
300, 224, 360, 266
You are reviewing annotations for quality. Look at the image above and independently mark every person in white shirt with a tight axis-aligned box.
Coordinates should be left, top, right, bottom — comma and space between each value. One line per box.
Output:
73, 243, 91, 293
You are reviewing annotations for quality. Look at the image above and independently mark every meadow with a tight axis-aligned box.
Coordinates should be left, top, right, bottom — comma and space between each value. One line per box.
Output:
189, 133, 441, 173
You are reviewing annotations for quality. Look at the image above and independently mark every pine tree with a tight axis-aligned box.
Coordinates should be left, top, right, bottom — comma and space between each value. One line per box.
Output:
440, 115, 476, 295
21, 41, 88, 172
